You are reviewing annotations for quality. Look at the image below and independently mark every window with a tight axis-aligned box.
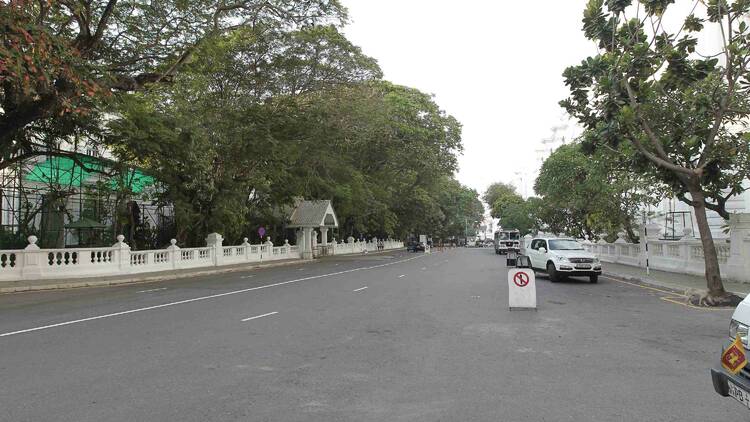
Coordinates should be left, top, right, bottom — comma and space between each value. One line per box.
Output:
549, 239, 584, 251
531, 239, 546, 250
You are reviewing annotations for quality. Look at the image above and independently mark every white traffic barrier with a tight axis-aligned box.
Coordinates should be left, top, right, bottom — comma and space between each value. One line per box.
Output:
508, 267, 536, 310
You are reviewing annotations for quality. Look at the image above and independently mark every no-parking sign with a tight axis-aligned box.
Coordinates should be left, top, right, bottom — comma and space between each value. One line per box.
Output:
508, 268, 536, 310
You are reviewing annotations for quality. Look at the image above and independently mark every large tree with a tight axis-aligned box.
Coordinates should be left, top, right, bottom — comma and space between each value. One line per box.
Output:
108, 24, 464, 244
535, 141, 664, 241
432, 178, 484, 240
0, 0, 345, 168
482, 182, 523, 220
561, 0, 750, 303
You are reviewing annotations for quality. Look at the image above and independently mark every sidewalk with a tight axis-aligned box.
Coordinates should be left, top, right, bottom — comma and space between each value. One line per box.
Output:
0, 258, 308, 294
602, 262, 750, 298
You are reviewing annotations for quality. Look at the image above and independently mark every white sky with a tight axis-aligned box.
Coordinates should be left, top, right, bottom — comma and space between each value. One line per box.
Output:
341, 0, 596, 197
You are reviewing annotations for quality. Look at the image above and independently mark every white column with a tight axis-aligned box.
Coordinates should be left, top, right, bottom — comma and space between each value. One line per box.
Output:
206, 233, 224, 266
242, 237, 250, 262
21, 235, 43, 280
321, 227, 329, 246
113, 234, 131, 273
167, 239, 181, 269
726, 214, 750, 281
303, 227, 314, 260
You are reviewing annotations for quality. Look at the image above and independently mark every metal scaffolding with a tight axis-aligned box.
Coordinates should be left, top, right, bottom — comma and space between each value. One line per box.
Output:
0, 153, 174, 250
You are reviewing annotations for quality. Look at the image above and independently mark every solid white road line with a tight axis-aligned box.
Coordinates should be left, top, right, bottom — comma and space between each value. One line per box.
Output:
353, 286, 368, 292
240, 275, 254, 279
136, 288, 167, 293
241, 311, 278, 322
0, 255, 424, 338
398, 275, 405, 278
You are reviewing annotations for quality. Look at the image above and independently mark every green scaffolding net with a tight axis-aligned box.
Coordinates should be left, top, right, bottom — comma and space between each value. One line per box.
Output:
25, 156, 155, 193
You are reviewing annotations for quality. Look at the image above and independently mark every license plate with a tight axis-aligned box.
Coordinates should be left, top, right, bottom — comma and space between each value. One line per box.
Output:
728, 379, 750, 409
575, 264, 592, 269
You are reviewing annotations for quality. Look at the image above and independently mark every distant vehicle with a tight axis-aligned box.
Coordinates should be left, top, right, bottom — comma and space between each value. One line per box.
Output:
711, 299, 750, 409
525, 236, 601, 283
494, 229, 521, 255
406, 240, 425, 252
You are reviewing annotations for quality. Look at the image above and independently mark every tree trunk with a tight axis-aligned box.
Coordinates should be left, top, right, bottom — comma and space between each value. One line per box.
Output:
623, 218, 639, 243
688, 183, 726, 297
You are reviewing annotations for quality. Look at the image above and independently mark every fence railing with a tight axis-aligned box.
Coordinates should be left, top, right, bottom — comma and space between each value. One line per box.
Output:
582, 238, 734, 280
0, 234, 404, 282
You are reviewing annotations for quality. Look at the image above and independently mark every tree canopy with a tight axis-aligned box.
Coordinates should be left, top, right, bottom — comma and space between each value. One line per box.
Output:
105, 22, 471, 245
561, 0, 750, 300
535, 141, 664, 241
0, 0, 346, 168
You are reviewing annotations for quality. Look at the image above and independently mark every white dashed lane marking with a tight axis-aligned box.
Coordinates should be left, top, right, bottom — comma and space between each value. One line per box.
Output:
137, 288, 167, 293
0, 254, 425, 338
241, 312, 278, 322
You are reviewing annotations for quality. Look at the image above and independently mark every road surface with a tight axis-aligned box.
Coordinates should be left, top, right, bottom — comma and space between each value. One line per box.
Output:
0, 248, 743, 421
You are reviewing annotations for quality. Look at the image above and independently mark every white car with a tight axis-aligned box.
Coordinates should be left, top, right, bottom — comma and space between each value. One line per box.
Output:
525, 237, 602, 283
711, 298, 750, 409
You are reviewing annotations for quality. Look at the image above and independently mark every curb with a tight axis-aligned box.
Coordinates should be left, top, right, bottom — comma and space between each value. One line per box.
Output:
0, 259, 313, 295
602, 271, 748, 299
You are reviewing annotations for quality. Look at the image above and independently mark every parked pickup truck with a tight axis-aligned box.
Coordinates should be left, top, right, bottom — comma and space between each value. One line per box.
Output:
525, 236, 602, 283
711, 298, 750, 410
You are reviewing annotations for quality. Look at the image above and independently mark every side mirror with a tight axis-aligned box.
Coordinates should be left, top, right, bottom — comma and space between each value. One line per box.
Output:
516, 255, 532, 269
539, 247, 547, 254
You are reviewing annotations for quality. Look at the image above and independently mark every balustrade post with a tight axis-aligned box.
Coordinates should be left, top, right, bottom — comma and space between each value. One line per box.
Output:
726, 214, 750, 282
265, 237, 274, 259
242, 238, 250, 262
113, 235, 131, 274
21, 235, 43, 280
206, 233, 224, 267
167, 239, 181, 269
347, 236, 355, 254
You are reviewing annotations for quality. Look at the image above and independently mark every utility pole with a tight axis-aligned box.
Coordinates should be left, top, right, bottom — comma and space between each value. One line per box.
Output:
642, 211, 650, 276
464, 217, 468, 246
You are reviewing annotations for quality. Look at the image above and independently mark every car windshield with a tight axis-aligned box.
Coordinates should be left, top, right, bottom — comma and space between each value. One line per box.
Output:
509, 232, 520, 240
498, 233, 509, 240
548, 239, 584, 250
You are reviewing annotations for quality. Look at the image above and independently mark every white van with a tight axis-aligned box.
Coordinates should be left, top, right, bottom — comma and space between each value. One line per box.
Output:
711, 298, 750, 409
525, 236, 602, 283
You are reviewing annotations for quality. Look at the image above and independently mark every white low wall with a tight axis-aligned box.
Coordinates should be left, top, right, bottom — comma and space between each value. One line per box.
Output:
0, 234, 404, 282
583, 239, 731, 278
580, 213, 750, 283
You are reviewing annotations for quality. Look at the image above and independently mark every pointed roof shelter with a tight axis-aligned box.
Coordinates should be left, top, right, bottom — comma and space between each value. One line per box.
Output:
287, 200, 339, 228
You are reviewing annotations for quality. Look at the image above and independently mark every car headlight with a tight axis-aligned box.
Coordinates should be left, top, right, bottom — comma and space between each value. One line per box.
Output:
556, 256, 569, 263
593, 257, 600, 264
730, 319, 749, 345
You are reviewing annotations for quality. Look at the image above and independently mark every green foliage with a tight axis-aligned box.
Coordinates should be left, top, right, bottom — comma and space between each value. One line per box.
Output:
562, 1, 750, 220
108, 25, 467, 245
0, 0, 346, 168
534, 142, 664, 240
563, 0, 750, 294
482, 182, 523, 219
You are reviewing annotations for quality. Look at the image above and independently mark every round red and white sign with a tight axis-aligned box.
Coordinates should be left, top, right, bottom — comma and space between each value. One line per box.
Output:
513, 272, 530, 287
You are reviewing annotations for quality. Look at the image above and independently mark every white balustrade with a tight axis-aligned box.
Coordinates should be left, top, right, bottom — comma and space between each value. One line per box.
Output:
0, 233, 405, 282
583, 235, 745, 282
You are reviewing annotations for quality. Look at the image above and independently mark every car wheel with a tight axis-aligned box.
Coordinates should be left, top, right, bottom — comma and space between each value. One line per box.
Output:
589, 275, 598, 284
547, 262, 560, 282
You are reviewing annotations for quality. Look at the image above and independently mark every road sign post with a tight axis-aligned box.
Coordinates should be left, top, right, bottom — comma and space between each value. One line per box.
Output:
508, 268, 536, 310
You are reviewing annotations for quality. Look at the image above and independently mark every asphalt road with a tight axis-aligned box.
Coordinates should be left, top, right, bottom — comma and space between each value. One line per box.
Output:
0, 248, 746, 421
